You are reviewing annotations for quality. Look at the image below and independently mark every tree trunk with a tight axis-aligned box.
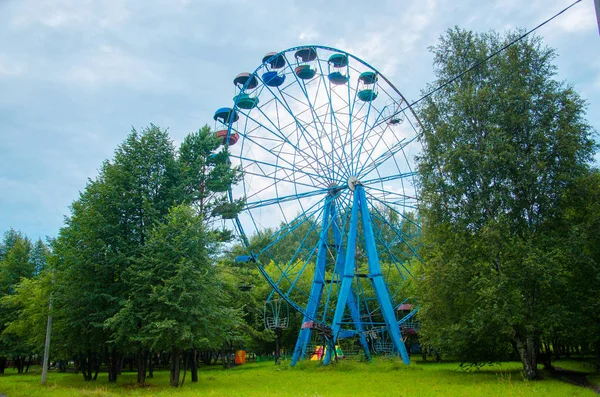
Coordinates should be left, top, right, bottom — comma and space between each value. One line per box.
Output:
170, 346, 181, 387
595, 340, 600, 372
275, 330, 281, 365
137, 348, 147, 384
191, 349, 198, 383
82, 353, 92, 381
105, 347, 119, 383
17, 356, 26, 374
148, 351, 154, 379
0, 357, 6, 374
181, 351, 189, 387
515, 334, 539, 380
200, 350, 212, 366
541, 342, 553, 370
93, 355, 100, 381
552, 340, 561, 360
222, 348, 229, 369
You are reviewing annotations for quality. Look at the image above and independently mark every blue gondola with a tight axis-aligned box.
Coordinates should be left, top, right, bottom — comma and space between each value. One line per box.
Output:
213, 107, 239, 124
262, 52, 286, 87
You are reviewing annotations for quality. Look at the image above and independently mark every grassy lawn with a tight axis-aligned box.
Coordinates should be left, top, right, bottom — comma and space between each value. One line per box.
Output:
0, 358, 597, 396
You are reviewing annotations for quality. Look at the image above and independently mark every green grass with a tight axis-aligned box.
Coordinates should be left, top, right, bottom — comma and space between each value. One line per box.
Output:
0, 358, 597, 396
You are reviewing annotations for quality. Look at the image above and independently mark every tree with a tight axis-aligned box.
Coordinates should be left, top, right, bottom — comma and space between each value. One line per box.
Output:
99, 125, 243, 385
109, 205, 237, 387
53, 125, 181, 382
178, 125, 244, 226
0, 229, 36, 374
414, 28, 596, 379
555, 170, 600, 369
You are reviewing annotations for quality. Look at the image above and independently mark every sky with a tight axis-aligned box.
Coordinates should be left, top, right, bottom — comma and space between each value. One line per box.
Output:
1, 0, 599, 242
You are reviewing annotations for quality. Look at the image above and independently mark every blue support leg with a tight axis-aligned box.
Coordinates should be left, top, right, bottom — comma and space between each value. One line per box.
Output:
324, 191, 360, 365
331, 200, 371, 359
291, 198, 332, 366
356, 185, 410, 364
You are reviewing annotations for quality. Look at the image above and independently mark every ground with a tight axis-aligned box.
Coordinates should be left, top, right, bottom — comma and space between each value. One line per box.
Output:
0, 358, 598, 396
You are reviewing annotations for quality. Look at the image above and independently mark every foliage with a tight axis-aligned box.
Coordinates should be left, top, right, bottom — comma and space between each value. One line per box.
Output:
0, 229, 49, 372
414, 28, 596, 379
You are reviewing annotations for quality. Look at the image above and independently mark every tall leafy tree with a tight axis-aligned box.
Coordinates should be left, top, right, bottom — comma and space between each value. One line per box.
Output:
109, 205, 238, 386
555, 170, 600, 369
103, 125, 243, 385
53, 125, 180, 382
178, 125, 244, 226
414, 28, 596, 379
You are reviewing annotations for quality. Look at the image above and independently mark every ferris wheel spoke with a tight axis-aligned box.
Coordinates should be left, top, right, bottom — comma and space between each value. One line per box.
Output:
245, 185, 332, 211
352, 84, 381, 177
303, 63, 347, 181
280, 53, 336, 181
278, 90, 344, 183
360, 172, 418, 187
272, 213, 322, 293
346, 78, 369, 173
260, 195, 326, 256
362, 185, 418, 209
369, 209, 414, 278
253, 76, 331, 180
363, 191, 421, 253
240, 110, 328, 181
357, 134, 418, 180
250, 104, 324, 173
364, 189, 421, 231
350, 107, 391, 173
232, 127, 302, 175
240, 160, 321, 194
232, 154, 323, 183
315, 60, 342, 171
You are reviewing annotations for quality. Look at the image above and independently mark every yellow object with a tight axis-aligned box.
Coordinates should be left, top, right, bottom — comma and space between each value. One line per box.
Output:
309, 345, 344, 360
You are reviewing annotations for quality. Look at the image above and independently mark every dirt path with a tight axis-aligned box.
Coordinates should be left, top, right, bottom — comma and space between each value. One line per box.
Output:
550, 367, 600, 394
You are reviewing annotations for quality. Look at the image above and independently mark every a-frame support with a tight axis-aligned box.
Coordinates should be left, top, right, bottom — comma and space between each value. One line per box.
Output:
324, 184, 409, 364
291, 184, 409, 366
291, 194, 370, 366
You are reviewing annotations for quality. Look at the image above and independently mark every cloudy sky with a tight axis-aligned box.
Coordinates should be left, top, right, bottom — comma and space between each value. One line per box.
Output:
1, 0, 598, 241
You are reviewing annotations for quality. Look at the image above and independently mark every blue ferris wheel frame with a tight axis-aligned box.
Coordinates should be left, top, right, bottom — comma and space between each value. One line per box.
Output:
218, 45, 423, 365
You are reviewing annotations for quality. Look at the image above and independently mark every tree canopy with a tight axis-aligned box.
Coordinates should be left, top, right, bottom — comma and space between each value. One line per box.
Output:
414, 28, 597, 379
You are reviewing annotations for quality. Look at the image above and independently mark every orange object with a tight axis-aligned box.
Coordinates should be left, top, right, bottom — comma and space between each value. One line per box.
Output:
235, 350, 246, 365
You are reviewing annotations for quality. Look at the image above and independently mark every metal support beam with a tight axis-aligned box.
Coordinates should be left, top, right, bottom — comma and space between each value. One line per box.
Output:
356, 185, 410, 364
291, 197, 332, 366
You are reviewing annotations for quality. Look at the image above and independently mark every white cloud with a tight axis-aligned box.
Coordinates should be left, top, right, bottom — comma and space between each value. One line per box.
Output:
552, 1, 596, 33
60, 44, 165, 89
0, 54, 24, 76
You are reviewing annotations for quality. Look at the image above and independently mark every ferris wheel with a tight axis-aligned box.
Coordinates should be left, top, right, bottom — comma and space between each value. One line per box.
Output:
214, 45, 422, 365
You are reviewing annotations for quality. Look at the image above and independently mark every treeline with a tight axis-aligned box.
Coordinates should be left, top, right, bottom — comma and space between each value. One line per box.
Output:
0, 125, 277, 387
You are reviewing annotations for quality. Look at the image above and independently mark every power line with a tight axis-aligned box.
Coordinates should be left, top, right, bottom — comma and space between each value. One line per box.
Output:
388, 0, 585, 123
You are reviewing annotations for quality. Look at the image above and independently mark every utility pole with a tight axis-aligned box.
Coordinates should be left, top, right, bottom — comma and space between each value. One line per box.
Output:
41, 270, 55, 385
596, 0, 600, 35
